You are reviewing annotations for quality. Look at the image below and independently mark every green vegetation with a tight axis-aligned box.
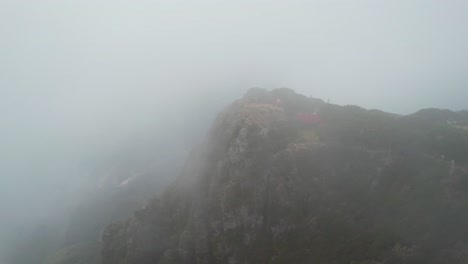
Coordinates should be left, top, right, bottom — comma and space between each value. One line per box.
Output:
102, 88, 468, 264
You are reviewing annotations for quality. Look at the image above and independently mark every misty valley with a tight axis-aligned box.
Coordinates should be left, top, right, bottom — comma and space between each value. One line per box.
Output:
5, 88, 468, 264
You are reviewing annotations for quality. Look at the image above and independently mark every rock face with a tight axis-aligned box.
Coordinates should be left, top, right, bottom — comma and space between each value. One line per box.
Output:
102, 88, 468, 264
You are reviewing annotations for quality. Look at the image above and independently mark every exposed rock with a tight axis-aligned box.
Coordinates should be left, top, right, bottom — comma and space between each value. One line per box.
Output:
102, 88, 468, 264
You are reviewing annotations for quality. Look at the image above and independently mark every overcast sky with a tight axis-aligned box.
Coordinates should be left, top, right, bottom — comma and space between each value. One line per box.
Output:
2, 0, 468, 115
1, 0, 468, 259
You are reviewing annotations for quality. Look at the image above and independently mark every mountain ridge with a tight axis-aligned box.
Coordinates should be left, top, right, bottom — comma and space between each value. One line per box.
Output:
102, 88, 468, 264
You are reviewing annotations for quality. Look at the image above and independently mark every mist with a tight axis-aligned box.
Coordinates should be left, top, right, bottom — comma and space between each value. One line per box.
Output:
1, 0, 468, 263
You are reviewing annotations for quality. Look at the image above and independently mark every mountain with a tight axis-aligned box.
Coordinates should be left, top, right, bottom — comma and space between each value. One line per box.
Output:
405, 108, 468, 127
102, 88, 468, 264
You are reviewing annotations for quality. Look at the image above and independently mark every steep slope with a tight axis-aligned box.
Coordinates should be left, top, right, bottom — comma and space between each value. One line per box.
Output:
102, 88, 468, 264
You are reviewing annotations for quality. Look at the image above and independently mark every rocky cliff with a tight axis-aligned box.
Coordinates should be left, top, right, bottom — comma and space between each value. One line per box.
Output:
102, 88, 468, 264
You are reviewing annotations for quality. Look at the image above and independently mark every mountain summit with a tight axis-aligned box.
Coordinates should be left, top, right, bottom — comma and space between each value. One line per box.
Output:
102, 88, 468, 264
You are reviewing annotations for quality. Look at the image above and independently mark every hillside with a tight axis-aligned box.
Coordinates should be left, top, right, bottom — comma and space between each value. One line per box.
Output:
102, 88, 468, 264
406, 108, 468, 126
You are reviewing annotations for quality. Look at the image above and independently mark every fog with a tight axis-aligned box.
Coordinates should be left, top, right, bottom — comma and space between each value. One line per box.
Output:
1, 0, 468, 262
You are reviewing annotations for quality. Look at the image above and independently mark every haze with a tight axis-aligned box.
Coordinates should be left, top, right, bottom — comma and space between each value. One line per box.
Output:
1, 0, 468, 262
